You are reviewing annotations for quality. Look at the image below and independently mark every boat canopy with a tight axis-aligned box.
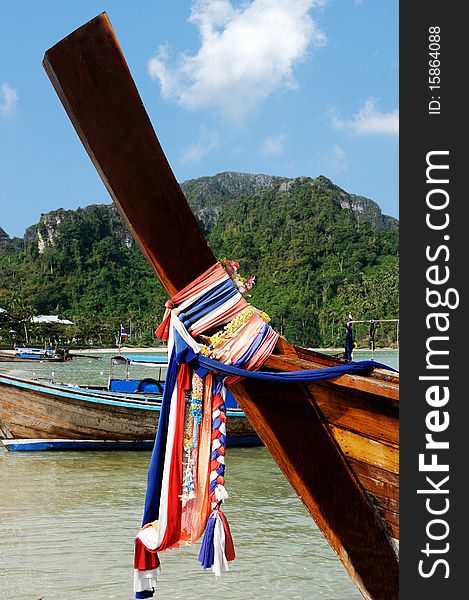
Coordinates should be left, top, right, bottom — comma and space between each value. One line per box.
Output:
17, 348, 44, 353
111, 354, 168, 366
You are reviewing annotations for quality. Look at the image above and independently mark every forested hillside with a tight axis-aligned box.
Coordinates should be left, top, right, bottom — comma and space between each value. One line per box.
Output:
0, 173, 398, 348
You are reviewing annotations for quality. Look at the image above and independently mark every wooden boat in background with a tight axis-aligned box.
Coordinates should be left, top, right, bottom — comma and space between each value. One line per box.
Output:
0, 371, 163, 450
0, 347, 71, 362
41, 14, 399, 600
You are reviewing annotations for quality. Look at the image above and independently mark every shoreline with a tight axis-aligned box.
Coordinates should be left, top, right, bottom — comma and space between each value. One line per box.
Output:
70, 346, 168, 355
0, 346, 168, 356
1, 346, 396, 355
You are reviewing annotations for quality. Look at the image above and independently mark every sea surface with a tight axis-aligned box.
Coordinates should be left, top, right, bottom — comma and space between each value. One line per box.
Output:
0, 350, 398, 599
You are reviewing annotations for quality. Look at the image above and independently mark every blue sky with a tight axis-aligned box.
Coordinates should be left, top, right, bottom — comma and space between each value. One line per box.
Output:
0, 1, 398, 239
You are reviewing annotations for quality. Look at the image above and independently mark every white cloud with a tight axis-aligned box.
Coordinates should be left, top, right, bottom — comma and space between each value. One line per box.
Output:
181, 126, 220, 163
316, 144, 348, 174
0, 82, 18, 116
331, 98, 399, 136
259, 132, 287, 157
148, 0, 326, 123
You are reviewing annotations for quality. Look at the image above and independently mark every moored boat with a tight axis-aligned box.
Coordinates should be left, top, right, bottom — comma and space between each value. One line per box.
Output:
0, 347, 71, 362
0, 370, 259, 451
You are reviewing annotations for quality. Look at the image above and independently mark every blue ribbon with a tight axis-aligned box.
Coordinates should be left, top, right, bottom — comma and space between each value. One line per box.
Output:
179, 279, 238, 329
193, 353, 396, 382
142, 346, 178, 525
232, 323, 270, 367
198, 513, 217, 569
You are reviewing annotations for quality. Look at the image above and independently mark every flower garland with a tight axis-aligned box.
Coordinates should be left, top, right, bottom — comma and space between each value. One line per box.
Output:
202, 306, 269, 351
220, 259, 255, 295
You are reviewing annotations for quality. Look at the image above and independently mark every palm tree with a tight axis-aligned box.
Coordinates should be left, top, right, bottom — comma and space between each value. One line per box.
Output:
6, 293, 35, 345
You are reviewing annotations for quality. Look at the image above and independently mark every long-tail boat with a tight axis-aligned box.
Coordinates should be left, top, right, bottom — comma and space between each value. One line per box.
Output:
0, 370, 258, 451
41, 14, 399, 600
0, 347, 71, 362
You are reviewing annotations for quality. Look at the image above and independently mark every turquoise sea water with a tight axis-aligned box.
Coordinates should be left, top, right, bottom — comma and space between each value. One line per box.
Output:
0, 351, 398, 599
0, 448, 363, 600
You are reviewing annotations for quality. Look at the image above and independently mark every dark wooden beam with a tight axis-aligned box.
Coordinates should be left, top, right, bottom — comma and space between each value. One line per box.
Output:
230, 377, 399, 599
43, 13, 214, 296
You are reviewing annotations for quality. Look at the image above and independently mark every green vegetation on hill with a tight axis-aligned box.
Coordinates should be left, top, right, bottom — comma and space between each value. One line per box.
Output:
208, 176, 398, 347
0, 173, 398, 348
0, 205, 165, 346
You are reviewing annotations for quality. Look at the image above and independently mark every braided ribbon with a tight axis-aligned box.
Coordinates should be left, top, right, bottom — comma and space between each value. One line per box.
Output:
198, 376, 236, 574
210, 380, 227, 506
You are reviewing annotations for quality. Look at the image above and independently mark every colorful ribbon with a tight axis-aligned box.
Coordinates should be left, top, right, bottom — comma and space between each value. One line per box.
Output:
134, 262, 394, 597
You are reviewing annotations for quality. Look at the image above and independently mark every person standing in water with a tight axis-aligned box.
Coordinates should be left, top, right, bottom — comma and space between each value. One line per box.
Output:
345, 312, 354, 361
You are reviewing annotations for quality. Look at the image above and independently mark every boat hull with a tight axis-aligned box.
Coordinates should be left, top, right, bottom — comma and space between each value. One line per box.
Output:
1, 436, 261, 451
0, 373, 259, 450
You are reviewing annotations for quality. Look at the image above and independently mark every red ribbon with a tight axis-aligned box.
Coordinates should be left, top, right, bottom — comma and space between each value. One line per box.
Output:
134, 537, 160, 571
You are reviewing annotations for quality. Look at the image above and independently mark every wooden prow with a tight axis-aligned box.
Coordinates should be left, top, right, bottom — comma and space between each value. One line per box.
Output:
43, 13, 398, 600
43, 13, 214, 296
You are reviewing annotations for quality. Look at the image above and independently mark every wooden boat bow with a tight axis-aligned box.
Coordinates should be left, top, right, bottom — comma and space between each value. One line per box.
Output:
43, 13, 214, 296
43, 13, 399, 600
